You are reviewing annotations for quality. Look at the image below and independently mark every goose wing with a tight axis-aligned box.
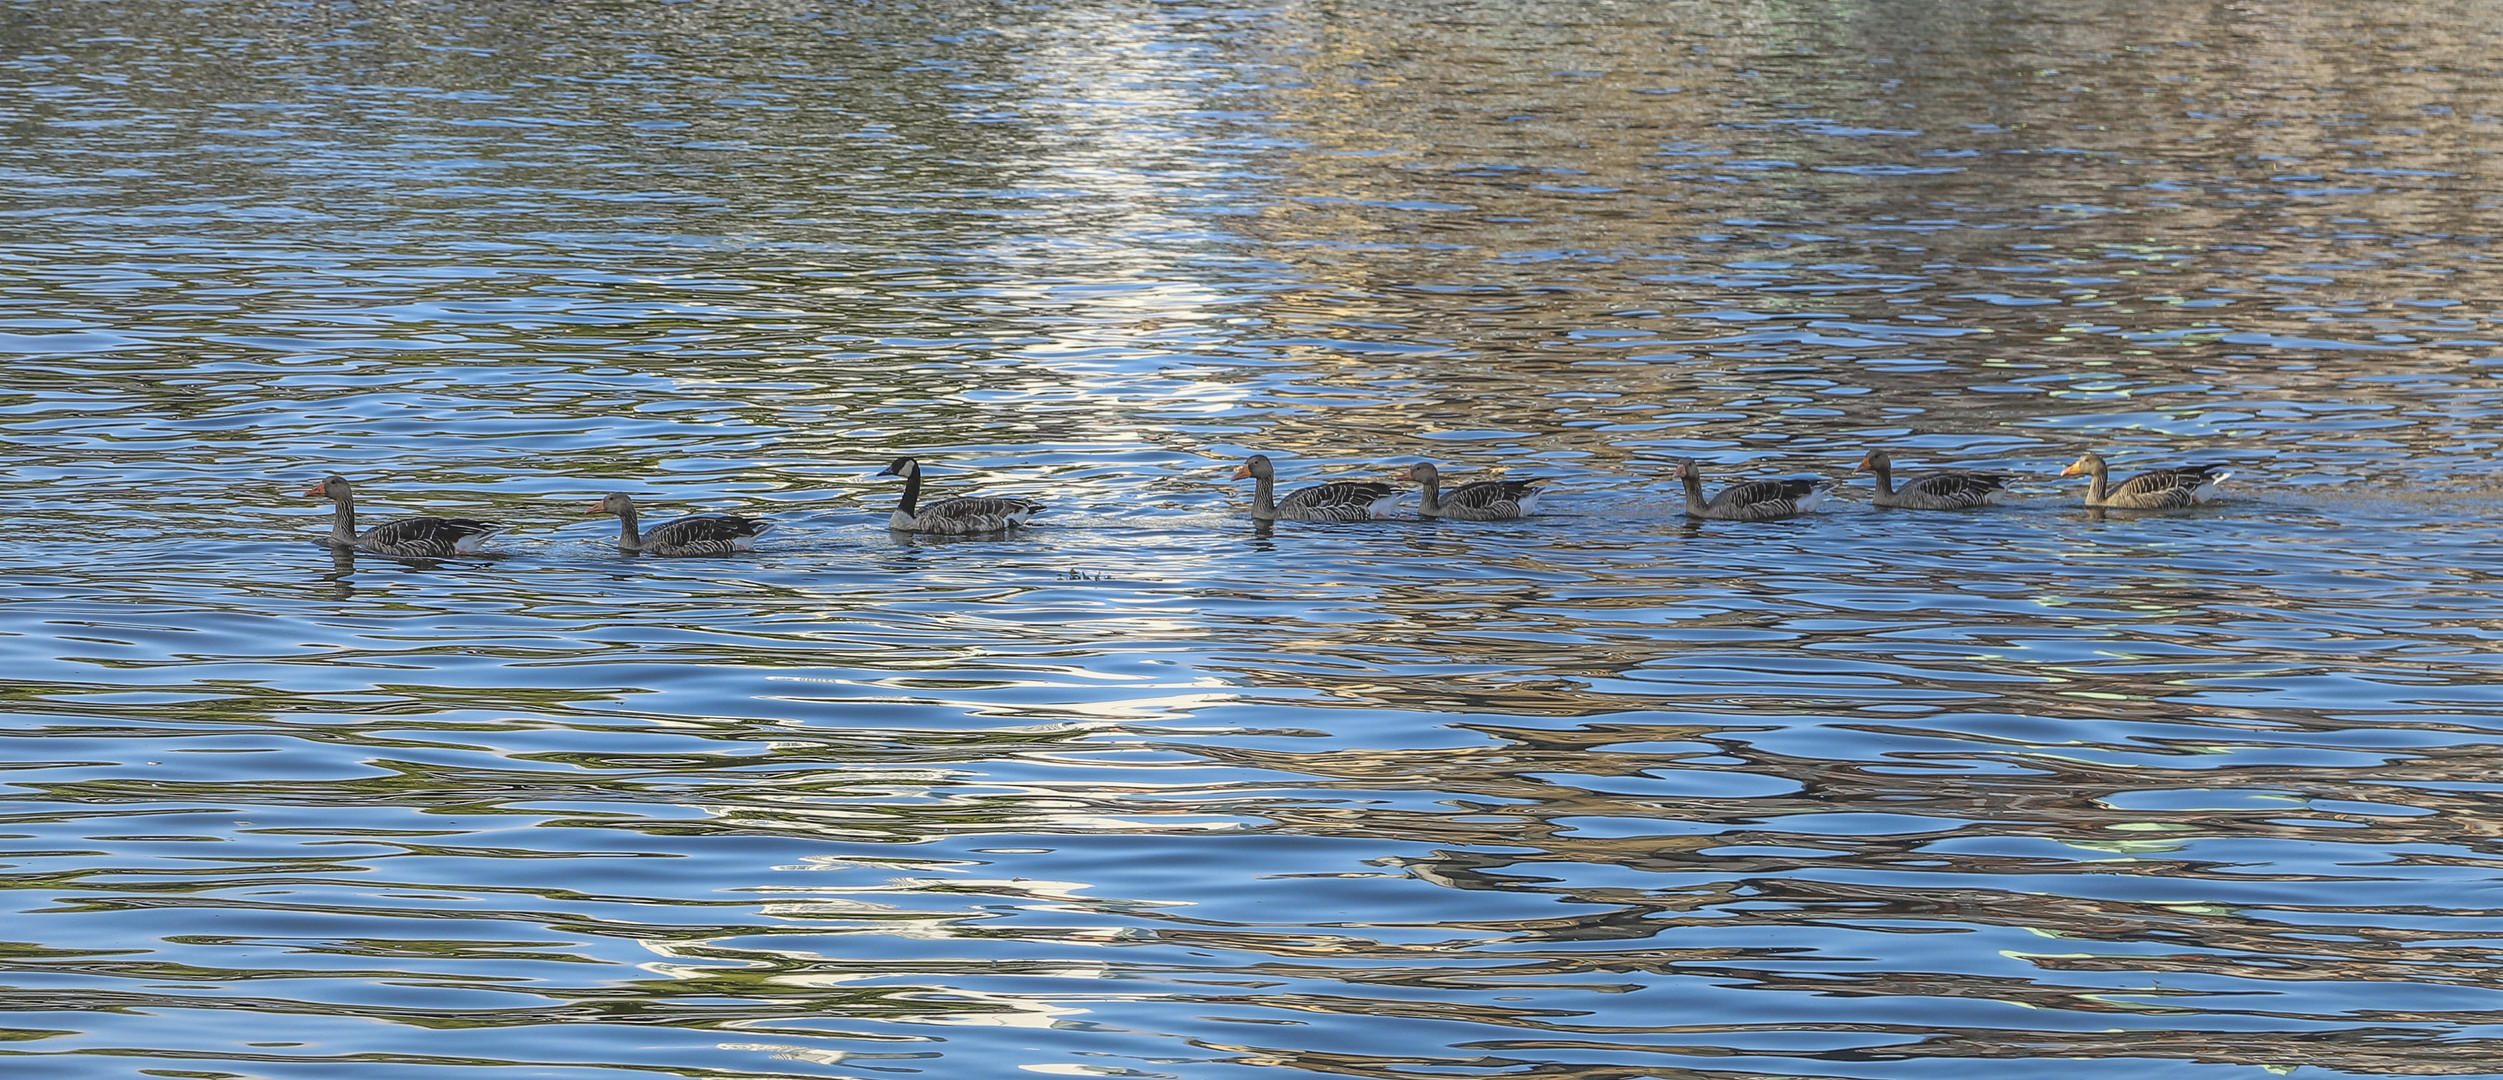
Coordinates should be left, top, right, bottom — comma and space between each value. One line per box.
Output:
359, 516, 503, 557
2110, 464, 2228, 507
642, 514, 773, 555
1441, 478, 1548, 518
1705, 478, 1827, 521
914, 496, 1045, 533
1896, 470, 2016, 509
1277, 481, 1400, 521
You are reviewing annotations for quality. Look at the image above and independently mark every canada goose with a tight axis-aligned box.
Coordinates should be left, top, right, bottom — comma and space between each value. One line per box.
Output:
878, 456, 1045, 534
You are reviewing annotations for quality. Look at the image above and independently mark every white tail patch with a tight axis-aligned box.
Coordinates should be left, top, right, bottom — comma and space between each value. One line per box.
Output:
2193, 472, 2231, 502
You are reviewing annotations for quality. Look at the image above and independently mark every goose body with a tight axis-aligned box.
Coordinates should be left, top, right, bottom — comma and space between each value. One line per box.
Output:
1233, 454, 1401, 522
305, 474, 503, 557
1672, 458, 1830, 521
587, 493, 772, 556
879, 456, 1044, 534
2061, 452, 2229, 509
1405, 461, 1546, 521
1857, 450, 2016, 510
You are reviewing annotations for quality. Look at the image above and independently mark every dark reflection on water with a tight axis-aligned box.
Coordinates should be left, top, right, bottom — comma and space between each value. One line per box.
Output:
3, 0, 2503, 1077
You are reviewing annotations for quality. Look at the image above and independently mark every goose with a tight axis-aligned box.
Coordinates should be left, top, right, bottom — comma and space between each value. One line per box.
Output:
304, 474, 503, 557
1233, 454, 1400, 522
585, 493, 772, 556
1672, 458, 1830, 521
2060, 452, 2230, 509
877, 456, 1044, 534
1404, 461, 1546, 520
1857, 450, 2016, 510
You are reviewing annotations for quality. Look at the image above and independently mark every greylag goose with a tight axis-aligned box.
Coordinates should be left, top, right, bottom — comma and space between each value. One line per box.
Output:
1233, 454, 1400, 522
585, 493, 772, 556
878, 456, 1044, 534
1672, 458, 1830, 521
1404, 461, 1546, 520
1857, 450, 2016, 510
2060, 452, 2230, 509
304, 474, 503, 557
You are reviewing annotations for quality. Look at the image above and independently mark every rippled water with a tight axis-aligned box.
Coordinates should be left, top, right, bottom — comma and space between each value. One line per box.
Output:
5, 1, 2503, 1077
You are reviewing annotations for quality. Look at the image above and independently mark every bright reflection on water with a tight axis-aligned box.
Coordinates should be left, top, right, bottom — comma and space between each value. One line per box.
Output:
4, 0, 2503, 1077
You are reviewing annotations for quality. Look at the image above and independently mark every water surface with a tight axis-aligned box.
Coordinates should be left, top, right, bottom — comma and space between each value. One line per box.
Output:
3, 1, 2502, 1077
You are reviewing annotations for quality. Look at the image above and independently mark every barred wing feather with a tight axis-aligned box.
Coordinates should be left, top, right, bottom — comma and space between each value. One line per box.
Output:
1276, 482, 1400, 522
2108, 465, 2229, 508
1894, 471, 2016, 510
1438, 478, 1546, 520
357, 517, 502, 558
1704, 479, 1827, 522
901, 496, 1046, 535
641, 514, 774, 556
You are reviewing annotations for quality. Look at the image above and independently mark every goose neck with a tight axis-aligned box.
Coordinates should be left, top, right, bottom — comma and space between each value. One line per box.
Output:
615, 499, 643, 548
328, 486, 358, 544
896, 466, 922, 517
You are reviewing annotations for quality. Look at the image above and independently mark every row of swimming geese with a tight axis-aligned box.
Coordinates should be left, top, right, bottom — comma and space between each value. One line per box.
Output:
305, 450, 2232, 558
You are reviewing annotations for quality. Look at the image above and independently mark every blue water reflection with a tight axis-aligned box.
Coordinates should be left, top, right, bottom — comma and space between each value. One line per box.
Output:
4, 0, 2503, 1077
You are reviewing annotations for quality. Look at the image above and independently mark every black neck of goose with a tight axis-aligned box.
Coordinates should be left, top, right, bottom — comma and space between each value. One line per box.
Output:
329, 487, 358, 544
897, 467, 921, 517
1252, 471, 1275, 519
1869, 459, 1895, 497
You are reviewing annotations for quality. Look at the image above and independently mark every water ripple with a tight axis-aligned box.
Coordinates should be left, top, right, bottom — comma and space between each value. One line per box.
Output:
5, 0, 2503, 1077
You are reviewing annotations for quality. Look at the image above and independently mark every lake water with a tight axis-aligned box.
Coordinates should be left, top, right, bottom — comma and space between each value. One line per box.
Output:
4, 1, 2502, 1077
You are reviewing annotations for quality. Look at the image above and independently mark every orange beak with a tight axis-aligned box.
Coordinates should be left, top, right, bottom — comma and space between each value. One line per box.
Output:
584, 500, 615, 514
1229, 464, 1252, 479
301, 482, 327, 497
2058, 462, 2085, 477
